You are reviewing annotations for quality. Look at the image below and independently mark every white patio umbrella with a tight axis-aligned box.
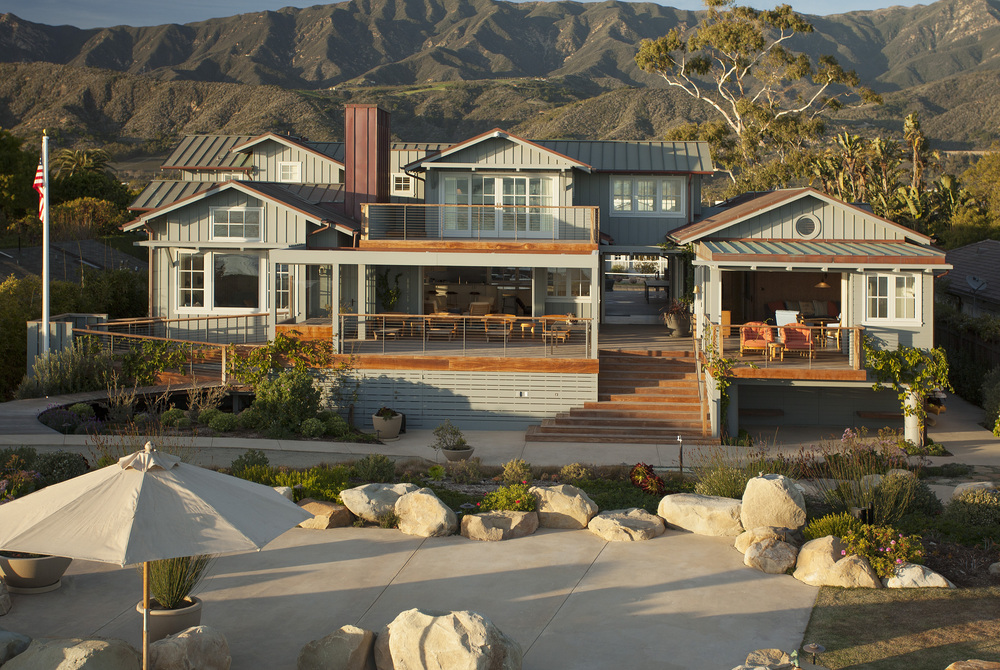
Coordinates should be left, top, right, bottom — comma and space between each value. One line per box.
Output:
0, 442, 311, 669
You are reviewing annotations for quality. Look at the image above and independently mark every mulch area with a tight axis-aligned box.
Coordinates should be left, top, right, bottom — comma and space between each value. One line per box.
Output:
922, 539, 1000, 588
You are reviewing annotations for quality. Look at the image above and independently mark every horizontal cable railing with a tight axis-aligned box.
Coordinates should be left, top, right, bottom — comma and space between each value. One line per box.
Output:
335, 313, 594, 359
95, 313, 284, 345
705, 320, 865, 371
363, 204, 598, 243
74, 329, 228, 381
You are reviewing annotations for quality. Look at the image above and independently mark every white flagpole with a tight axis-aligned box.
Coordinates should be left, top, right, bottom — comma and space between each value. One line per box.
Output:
41, 132, 50, 357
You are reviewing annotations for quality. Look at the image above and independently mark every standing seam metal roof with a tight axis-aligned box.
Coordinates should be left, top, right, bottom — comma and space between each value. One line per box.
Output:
163, 135, 255, 170
703, 239, 947, 264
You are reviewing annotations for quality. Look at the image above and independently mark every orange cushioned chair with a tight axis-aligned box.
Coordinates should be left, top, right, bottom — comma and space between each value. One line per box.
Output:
739, 322, 773, 357
781, 324, 814, 358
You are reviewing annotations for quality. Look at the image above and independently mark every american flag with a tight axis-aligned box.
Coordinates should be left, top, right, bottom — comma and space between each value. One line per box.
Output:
32, 159, 45, 220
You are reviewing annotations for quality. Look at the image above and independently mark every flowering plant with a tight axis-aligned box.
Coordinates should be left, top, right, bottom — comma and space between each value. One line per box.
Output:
630, 462, 667, 496
478, 482, 536, 513
374, 406, 398, 420
841, 524, 923, 578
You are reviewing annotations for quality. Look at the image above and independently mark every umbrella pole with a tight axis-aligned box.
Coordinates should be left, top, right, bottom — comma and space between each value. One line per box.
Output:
143, 561, 149, 670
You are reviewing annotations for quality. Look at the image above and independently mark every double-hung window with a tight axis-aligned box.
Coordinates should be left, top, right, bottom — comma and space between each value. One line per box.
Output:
178, 252, 205, 308
865, 273, 919, 323
278, 162, 301, 182
212, 207, 262, 241
611, 177, 684, 217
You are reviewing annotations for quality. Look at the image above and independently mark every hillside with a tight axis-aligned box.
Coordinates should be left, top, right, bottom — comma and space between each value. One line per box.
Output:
2, 0, 1000, 149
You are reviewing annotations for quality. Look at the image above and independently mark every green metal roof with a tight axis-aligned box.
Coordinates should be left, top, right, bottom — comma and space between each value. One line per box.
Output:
163, 135, 254, 170
535, 140, 713, 174
702, 239, 948, 267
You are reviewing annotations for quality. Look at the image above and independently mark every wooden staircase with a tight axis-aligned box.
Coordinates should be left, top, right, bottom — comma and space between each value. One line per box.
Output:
525, 349, 718, 444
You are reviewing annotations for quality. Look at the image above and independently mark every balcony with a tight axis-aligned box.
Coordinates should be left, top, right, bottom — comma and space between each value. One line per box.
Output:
362, 203, 598, 244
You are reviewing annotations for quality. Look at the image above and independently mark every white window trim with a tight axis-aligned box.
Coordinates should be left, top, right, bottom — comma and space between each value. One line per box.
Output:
863, 272, 922, 325
794, 214, 821, 240
392, 173, 415, 197
175, 251, 266, 314
210, 206, 263, 242
439, 173, 558, 238
278, 161, 302, 183
610, 176, 686, 218
546, 267, 592, 301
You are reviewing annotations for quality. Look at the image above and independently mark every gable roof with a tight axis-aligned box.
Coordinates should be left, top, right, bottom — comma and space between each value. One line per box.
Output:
162, 135, 254, 171
232, 132, 345, 167
945, 239, 1000, 306
700, 239, 948, 268
535, 140, 713, 174
669, 188, 932, 245
405, 129, 592, 172
123, 181, 357, 235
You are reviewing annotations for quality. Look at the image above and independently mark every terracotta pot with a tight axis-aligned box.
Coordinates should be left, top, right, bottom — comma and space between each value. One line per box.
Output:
443, 447, 475, 462
136, 596, 203, 642
0, 554, 73, 593
372, 413, 403, 440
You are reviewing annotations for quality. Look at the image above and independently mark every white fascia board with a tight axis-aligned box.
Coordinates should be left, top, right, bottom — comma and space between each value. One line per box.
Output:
268, 248, 598, 269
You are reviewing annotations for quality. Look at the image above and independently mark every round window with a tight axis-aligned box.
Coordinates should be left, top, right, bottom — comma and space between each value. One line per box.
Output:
795, 215, 820, 239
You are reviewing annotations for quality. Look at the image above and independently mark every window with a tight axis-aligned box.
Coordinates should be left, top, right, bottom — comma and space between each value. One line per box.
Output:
211, 207, 261, 240
178, 253, 205, 308
278, 162, 301, 182
441, 174, 554, 237
275, 263, 291, 310
177, 252, 262, 312
611, 177, 684, 216
547, 268, 592, 298
392, 174, 414, 196
865, 273, 919, 323
795, 214, 821, 239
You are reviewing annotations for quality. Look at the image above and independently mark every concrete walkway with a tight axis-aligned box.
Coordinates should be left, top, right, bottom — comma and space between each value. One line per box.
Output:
1, 528, 817, 669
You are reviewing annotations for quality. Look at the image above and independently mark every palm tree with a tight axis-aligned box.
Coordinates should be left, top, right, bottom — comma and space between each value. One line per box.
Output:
51, 148, 111, 178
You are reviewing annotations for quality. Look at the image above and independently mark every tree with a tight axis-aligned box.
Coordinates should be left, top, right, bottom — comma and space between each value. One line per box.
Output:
51, 148, 111, 179
636, 0, 880, 186
51, 170, 134, 211
0, 129, 37, 224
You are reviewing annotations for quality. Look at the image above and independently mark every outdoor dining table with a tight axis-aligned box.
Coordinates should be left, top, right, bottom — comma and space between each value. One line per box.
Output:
644, 279, 670, 303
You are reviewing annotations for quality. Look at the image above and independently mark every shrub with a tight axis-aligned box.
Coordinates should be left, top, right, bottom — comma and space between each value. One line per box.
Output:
252, 367, 321, 434
207, 412, 238, 433
630, 462, 668, 496
574, 478, 662, 514
39, 408, 83, 434
147, 555, 214, 610
377, 511, 400, 529
446, 457, 483, 484
559, 463, 592, 483
802, 512, 864, 542
233, 464, 277, 487
352, 454, 395, 483
693, 443, 809, 499
428, 465, 446, 481
842, 524, 923, 578
982, 366, 1000, 430
879, 474, 943, 518
174, 417, 192, 429
15, 338, 113, 398
230, 449, 270, 477
694, 466, 750, 499
34, 450, 88, 488
160, 407, 186, 427
479, 482, 536, 512
0, 446, 37, 471
236, 407, 262, 431
322, 413, 350, 439
198, 408, 223, 425
68, 403, 95, 419
943, 488, 1000, 527
501, 458, 532, 485
274, 465, 350, 503
431, 420, 468, 452
299, 417, 326, 438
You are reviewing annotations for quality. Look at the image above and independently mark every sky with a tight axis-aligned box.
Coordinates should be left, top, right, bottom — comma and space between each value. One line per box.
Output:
4, 0, 924, 29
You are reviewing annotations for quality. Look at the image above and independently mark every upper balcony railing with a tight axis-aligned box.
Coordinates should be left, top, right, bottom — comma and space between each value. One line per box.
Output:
362, 203, 598, 243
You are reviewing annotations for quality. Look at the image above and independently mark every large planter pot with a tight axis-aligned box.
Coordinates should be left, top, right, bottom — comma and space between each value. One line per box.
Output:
372, 413, 403, 441
664, 313, 691, 338
443, 447, 475, 462
136, 597, 203, 643
0, 554, 73, 593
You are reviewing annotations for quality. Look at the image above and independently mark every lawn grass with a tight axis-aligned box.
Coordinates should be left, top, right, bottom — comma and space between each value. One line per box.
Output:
803, 585, 1000, 669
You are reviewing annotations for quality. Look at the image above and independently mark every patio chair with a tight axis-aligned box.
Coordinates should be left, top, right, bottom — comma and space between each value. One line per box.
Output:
483, 315, 514, 342
739, 322, 773, 357
542, 316, 573, 345
780, 324, 814, 358
467, 301, 492, 317
424, 314, 457, 341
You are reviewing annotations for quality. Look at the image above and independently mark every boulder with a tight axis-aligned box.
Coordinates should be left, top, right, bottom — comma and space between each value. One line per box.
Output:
740, 475, 806, 532
793, 536, 846, 586
860, 474, 883, 491
0, 582, 10, 616
734, 527, 795, 555
989, 562, 1000, 576
298, 625, 376, 670
883, 563, 955, 589
886, 469, 916, 480
341, 484, 420, 523
395, 488, 457, 537
149, 625, 231, 670
743, 538, 798, 574
4, 637, 140, 669
829, 555, 882, 589
374, 608, 521, 670
529, 485, 598, 529
945, 662, 1000, 670
953, 482, 998, 497
0, 629, 31, 664
587, 509, 665, 542
298, 498, 354, 529
657, 494, 743, 537
461, 511, 538, 542
745, 648, 792, 667
274, 486, 295, 501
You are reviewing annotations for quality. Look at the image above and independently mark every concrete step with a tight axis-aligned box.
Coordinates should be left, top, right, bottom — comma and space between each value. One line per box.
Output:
525, 425, 717, 444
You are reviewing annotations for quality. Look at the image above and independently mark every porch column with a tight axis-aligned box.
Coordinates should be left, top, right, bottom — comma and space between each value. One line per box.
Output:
330, 263, 341, 353
589, 261, 600, 358
267, 256, 277, 341
725, 383, 739, 438
357, 262, 367, 340
904, 388, 922, 447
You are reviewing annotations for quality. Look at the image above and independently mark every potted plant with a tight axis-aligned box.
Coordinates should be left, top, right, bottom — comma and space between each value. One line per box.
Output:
375, 269, 403, 312
431, 420, 474, 461
136, 554, 214, 642
0, 551, 73, 593
372, 406, 403, 441
661, 298, 692, 338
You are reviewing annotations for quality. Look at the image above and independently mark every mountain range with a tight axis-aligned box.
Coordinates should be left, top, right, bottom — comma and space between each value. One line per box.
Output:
2, 0, 1000, 150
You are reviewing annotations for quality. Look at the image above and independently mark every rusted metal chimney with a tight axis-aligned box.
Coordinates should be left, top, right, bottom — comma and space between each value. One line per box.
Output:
344, 104, 390, 223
